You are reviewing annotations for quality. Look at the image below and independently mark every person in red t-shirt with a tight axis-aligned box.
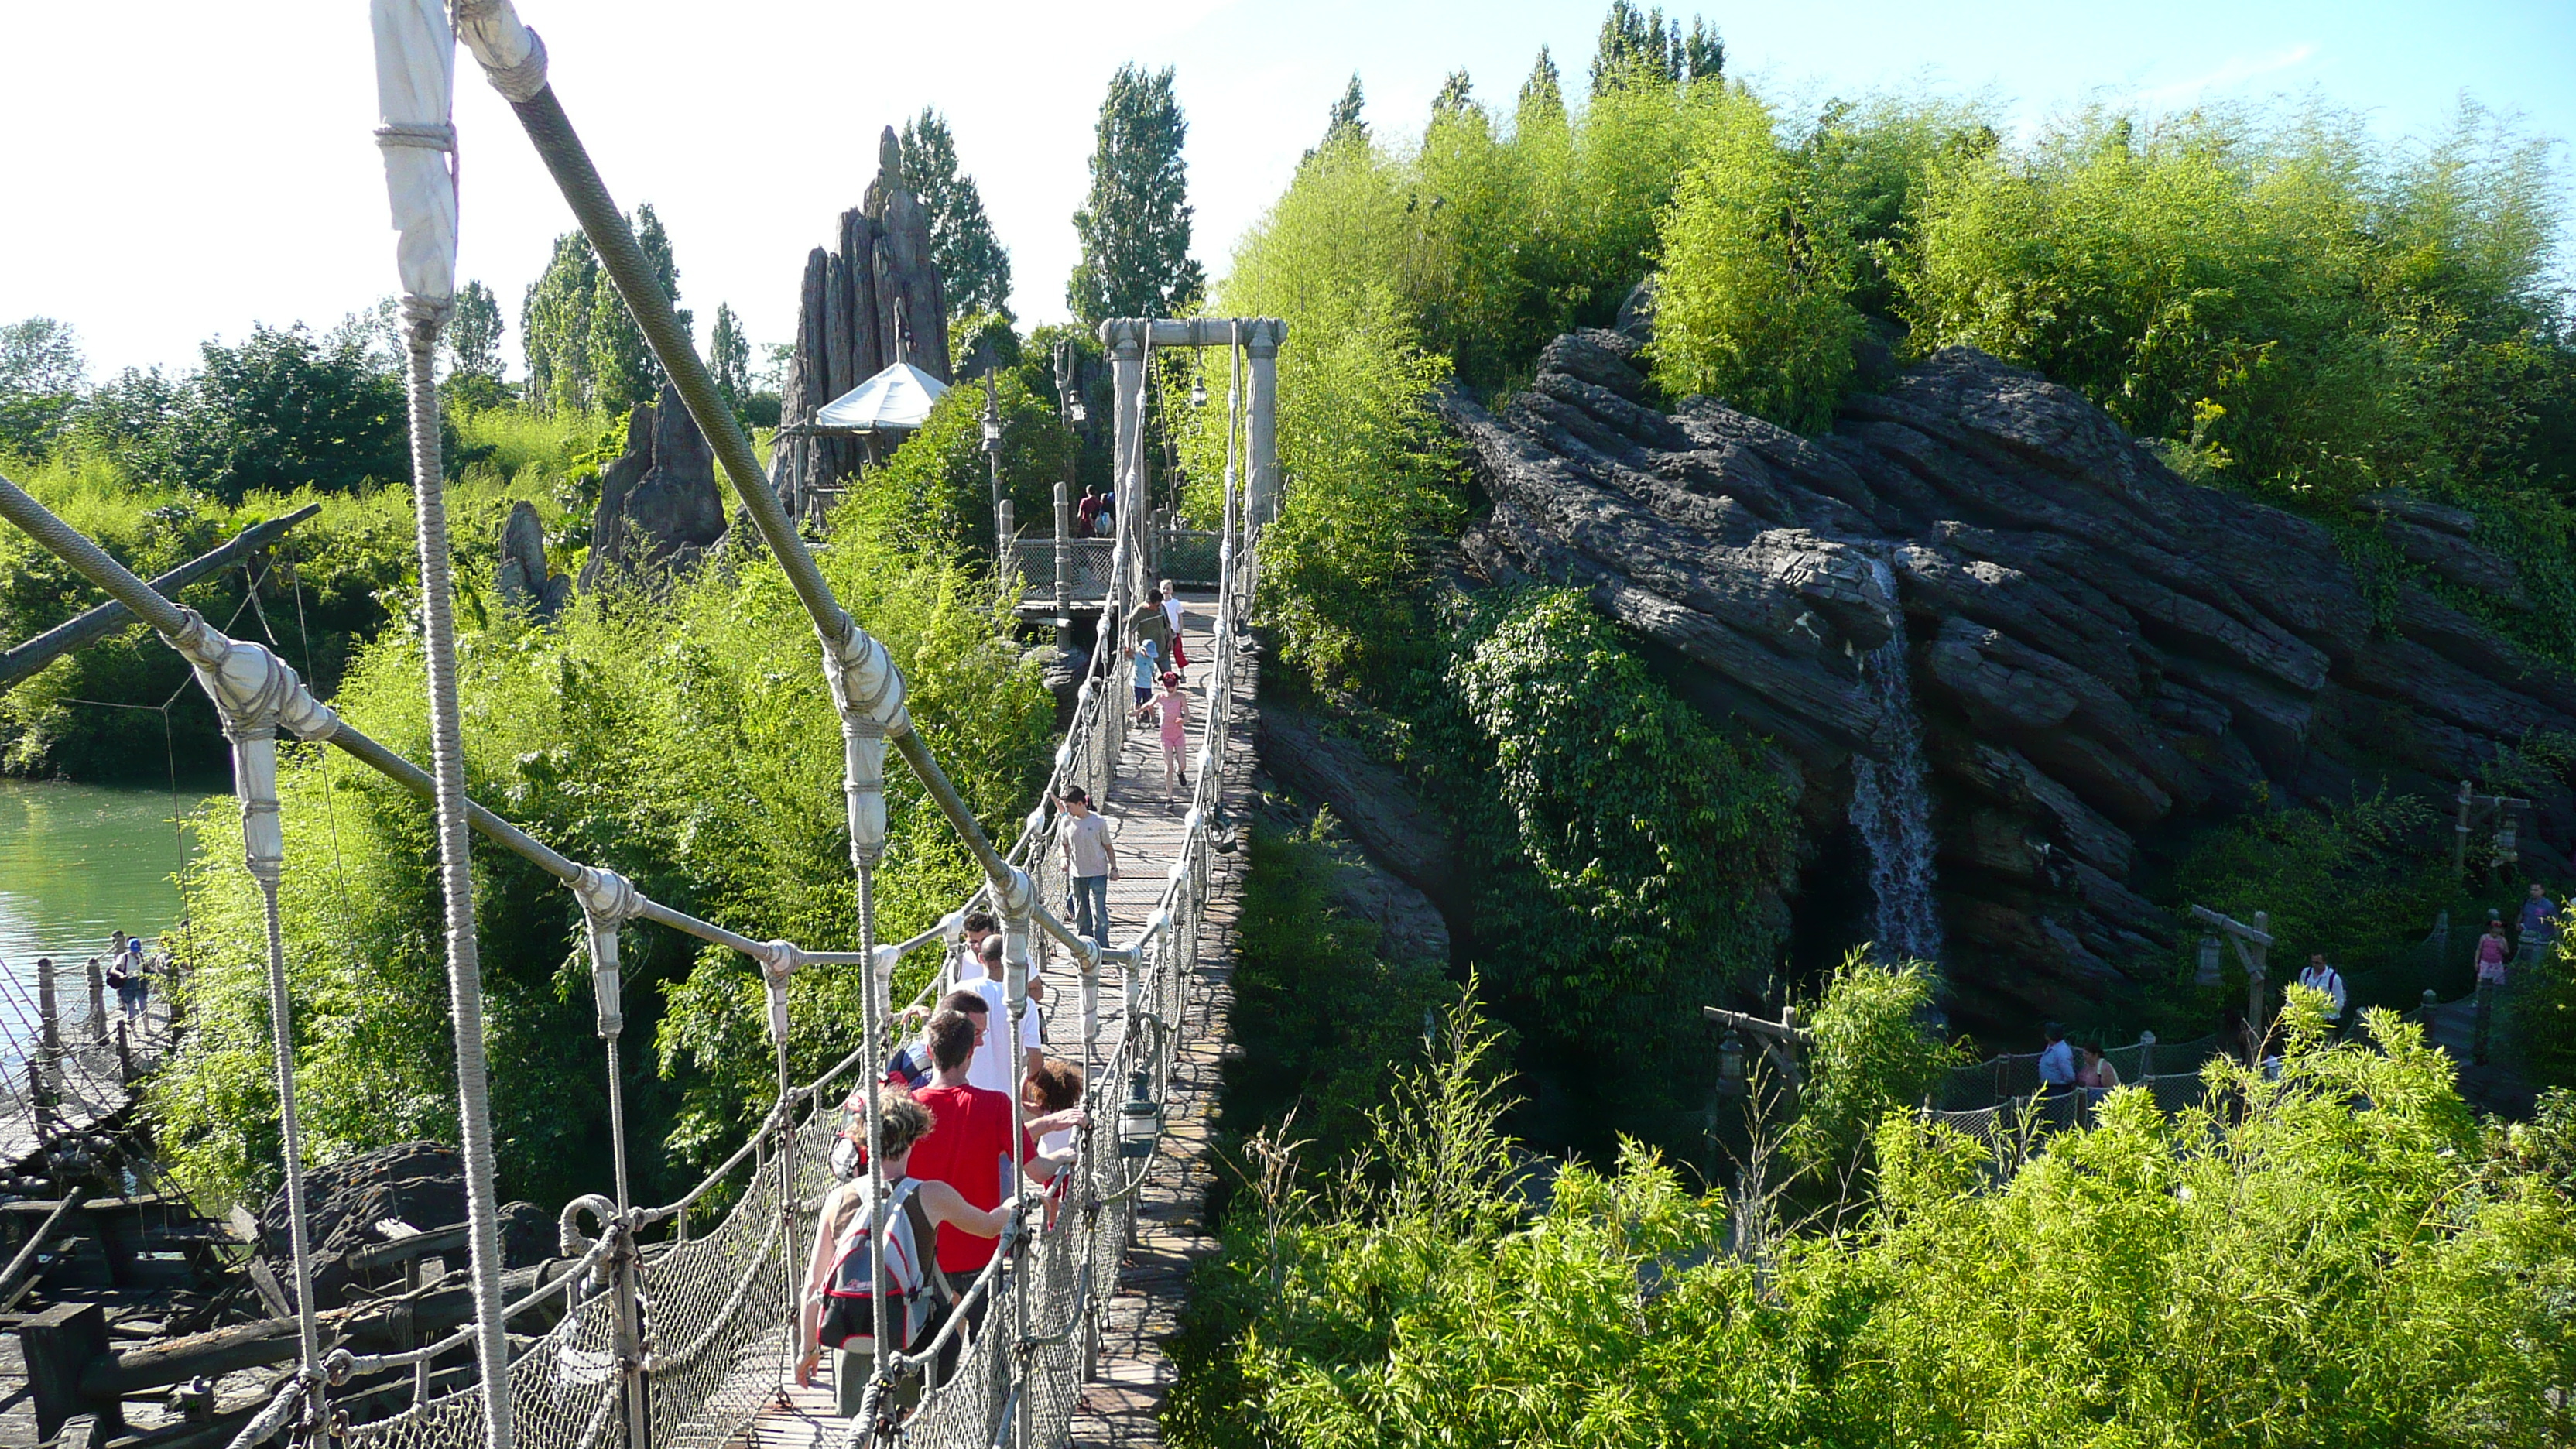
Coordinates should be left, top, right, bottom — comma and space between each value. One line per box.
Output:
906, 1011, 1085, 1276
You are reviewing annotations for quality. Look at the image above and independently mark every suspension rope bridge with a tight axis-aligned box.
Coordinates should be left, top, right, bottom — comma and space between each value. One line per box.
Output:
0, 3, 1282, 1446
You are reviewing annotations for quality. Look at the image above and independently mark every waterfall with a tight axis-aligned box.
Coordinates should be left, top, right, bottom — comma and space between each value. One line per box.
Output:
1848, 560, 1943, 964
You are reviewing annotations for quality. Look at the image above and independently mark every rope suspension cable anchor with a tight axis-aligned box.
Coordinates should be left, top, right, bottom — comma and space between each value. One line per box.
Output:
368, 2, 514, 1443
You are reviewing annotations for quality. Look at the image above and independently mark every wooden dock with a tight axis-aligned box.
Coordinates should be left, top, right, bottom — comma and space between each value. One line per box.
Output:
0, 1001, 173, 1174
730, 595, 1252, 1449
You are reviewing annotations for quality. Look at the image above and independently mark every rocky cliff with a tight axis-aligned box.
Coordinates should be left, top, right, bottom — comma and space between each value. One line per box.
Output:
1444, 326, 2576, 1027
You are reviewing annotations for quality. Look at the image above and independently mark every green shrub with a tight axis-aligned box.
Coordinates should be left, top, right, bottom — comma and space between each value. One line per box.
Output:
1172, 1004, 2576, 1448
857, 369, 1077, 564
1783, 954, 1959, 1177
1650, 85, 1867, 432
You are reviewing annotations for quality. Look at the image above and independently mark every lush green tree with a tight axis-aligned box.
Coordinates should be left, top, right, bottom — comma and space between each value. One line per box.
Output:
1308, 74, 1365, 162
1783, 954, 1960, 1177
0, 317, 84, 458
708, 302, 752, 418
588, 202, 687, 414
1444, 591, 1798, 1047
859, 365, 1076, 562
1430, 70, 1474, 122
1651, 85, 1868, 432
447, 280, 505, 381
1516, 46, 1564, 127
1068, 64, 1205, 325
1589, 2, 1721, 94
129, 326, 409, 504
901, 108, 1015, 322
522, 231, 598, 414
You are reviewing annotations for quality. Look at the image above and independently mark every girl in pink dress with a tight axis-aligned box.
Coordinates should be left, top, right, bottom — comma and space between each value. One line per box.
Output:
1154, 670, 1190, 799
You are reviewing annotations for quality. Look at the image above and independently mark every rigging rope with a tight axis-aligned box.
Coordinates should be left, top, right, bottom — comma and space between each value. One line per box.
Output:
400, 304, 516, 1449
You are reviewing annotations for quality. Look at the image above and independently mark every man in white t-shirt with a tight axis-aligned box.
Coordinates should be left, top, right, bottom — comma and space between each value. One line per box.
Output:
2297, 953, 2347, 1033
955, 934, 1043, 1096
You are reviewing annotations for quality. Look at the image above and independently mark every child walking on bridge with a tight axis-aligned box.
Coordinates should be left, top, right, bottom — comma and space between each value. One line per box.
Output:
1154, 670, 1190, 800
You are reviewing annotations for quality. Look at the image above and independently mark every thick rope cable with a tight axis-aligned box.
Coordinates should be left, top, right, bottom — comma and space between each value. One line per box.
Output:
255, 879, 326, 1376
400, 310, 516, 1449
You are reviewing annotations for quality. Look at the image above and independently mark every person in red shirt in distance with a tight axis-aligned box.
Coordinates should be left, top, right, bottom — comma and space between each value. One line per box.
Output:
907, 1011, 1084, 1280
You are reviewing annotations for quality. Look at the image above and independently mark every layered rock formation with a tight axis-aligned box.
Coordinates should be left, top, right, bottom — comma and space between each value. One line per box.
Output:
1444, 326, 2576, 1027
579, 383, 726, 591
495, 500, 570, 620
255, 1141, 553, 1313
770, 128, 952, 521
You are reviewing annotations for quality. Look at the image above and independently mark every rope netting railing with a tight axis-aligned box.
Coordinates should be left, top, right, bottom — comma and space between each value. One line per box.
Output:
1932, 1033, 2227, 1112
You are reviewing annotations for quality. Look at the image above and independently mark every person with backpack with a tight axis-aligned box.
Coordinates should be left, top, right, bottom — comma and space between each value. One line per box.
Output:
2297, 953, 2348, 1035
795, 1091, 1016, 1402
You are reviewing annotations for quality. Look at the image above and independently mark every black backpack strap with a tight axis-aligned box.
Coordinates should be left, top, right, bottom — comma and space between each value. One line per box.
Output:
899, 1184, 955, 1307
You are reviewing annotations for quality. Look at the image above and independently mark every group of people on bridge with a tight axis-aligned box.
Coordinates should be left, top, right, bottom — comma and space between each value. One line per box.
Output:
796, 910, 1094, 1405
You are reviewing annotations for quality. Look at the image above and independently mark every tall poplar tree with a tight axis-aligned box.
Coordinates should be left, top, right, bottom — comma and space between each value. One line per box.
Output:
588, 202, 688, 414
709, 303, 752, 416
447, 280, 504, 380
1068, 64, 1204, 325
1518, 46, 1566, 128
522, 231, 598, 415
900, 109, 1016, 322
1589, 2, 1721, 94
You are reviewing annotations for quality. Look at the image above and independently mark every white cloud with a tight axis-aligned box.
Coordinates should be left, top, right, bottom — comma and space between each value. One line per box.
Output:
2135, 42, 2321, 106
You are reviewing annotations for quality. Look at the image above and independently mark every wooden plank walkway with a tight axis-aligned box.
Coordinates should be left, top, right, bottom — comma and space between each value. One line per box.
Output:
733, 594, 1252, 1449
0, 999, 173, 1172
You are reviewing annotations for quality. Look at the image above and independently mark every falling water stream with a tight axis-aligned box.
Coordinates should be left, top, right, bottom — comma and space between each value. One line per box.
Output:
1848, 560, 1943, 964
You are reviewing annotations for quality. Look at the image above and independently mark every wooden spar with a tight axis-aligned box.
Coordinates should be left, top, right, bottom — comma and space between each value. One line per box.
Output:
0, 1189, 87, 1306
0, 504, 320, 692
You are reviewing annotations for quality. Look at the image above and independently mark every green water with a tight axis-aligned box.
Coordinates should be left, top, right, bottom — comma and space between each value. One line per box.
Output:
0, 781, 215, 978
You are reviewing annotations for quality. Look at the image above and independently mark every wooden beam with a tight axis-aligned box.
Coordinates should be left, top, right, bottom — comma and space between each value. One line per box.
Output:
1700, 1005, 1812, 1043
0, 1190, 86, 1307
2187, 905, 2274, 949
0, 505, 320, 692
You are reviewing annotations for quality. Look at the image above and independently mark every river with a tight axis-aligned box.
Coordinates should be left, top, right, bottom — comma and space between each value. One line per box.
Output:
0, 781, 214, 1006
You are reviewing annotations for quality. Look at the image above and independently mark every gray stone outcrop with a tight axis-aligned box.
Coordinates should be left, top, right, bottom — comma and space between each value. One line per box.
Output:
1444, 337, 2576, 1025
579, 384, 726, 591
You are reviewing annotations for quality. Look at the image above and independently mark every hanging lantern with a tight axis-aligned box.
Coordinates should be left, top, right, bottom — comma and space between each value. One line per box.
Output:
1190, 374, 1208, 409
1714, 1032, 1748, 1098
1118, 1070, 1161, 1159
1067, 391, 1088, 426
980, 413, 1002, 454
2194, 933, 2224, 988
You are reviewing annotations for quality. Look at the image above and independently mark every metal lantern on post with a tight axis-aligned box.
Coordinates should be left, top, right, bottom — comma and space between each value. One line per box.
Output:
2195, 933, 2225, 988
1714, 1031, 1748, 1098
1118, 1070, 1160, 1160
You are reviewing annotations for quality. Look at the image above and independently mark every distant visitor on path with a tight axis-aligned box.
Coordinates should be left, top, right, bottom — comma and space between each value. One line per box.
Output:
1076, 485, 1104, 538
1127, 635, 1160, 714
2078, 1043, 2119, 1099
1155, 670, 1190, 800
955, 940, 1045, 1094
2036, 1023, 2077, 1097
1057, 786, 1117, 946
2474, 920, 2512, 1064
1160, 580, 1189, 672
2297, 954, 2347, 1034
2516, 883, 2558, 964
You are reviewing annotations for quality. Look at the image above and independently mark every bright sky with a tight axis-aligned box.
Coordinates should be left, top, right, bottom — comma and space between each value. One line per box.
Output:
3, 0, 2568, 382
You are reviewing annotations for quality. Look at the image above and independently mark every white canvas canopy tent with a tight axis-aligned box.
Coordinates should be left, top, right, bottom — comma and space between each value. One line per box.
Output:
811, 361, 947, 433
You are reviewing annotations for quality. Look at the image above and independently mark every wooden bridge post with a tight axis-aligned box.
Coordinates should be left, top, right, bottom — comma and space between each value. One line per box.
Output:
1105, 321, 1149, 612
2137, 1030, 2156, 1079
36, 957, 60, 1094
1244, 320, 1283, 529
1053, 478, 1071, 611
83, 961, 104, 1044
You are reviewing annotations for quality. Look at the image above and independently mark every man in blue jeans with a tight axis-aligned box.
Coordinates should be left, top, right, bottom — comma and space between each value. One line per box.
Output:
1057, 786, 1118, 946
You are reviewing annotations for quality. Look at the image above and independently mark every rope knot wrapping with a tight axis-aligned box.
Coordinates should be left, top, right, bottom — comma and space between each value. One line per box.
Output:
821, 612, 909, 870
451, 0, 550, 102
574, 867, 641, 1039
756, 940, 802, 1045
373, 122, 457, 150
